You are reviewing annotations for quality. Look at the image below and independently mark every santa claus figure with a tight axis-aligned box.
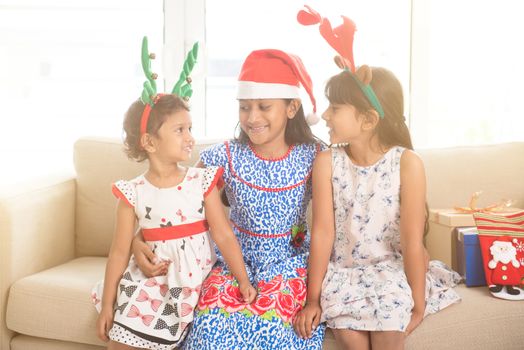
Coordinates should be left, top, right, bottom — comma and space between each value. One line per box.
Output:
487, 240, 523, 299
474, 210, 524, 300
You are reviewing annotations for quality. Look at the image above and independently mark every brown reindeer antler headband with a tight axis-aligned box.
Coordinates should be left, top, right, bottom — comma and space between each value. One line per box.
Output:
297, 6, 384, 118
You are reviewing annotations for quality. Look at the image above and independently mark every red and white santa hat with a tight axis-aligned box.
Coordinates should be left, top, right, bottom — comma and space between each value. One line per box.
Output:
237, 49, 319, 125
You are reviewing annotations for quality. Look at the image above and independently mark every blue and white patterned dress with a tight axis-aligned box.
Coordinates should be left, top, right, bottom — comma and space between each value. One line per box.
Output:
182, 140, 326, 349
320, 146, 461, 332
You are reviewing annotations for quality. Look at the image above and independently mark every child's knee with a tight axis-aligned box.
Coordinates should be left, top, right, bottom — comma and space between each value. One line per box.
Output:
370, 331, 404, 350
332, 328, 370, 349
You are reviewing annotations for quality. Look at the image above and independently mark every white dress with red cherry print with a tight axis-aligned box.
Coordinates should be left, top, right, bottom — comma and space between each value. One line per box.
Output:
92, 166, 222, 349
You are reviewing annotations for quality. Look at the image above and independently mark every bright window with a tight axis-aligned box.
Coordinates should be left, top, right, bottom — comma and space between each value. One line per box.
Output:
410, 0, 524, 148
3, 0, 523, 185
0, 0, 163, 183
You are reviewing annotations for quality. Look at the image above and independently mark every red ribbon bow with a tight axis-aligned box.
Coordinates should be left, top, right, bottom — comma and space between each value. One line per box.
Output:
176, 209, 187, 222
136, 289, 162, 312
145, 278, 169, 297
182, 285, 202, 299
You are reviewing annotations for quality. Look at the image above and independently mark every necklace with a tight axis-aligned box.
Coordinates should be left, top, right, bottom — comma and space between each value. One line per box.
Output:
330, 142, 349, 148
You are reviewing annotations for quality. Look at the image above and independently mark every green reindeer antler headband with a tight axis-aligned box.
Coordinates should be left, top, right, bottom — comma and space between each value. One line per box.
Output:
139, 36, 199, 136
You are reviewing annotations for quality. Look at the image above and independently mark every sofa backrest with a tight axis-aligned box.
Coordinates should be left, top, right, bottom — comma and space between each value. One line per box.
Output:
74, 137, 219, 257
74, 137, 524, 257
418, 142, 524, 209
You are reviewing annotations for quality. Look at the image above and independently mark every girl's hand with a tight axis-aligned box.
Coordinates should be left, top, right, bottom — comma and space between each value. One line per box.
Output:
405, 309, 424, 336
96, 307, 114, 342
293, 302, 322, 339
132, 234, 168, 277
239, 282, 257, 304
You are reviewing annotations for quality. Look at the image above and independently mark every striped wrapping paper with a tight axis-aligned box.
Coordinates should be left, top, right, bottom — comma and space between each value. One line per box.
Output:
473, 211, 524, 300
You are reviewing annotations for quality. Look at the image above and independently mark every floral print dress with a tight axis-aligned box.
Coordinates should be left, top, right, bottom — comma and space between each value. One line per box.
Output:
182, 140, 326, 350
92, 166, 222, 349
320, 147, 461, 331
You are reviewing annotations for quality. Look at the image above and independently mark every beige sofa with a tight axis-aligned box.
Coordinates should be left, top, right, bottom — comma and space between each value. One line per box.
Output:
2, 137, 524, 350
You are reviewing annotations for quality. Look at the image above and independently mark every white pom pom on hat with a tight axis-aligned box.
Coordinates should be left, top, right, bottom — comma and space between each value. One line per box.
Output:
237, 49, 318, 125
305, 112, 320, 125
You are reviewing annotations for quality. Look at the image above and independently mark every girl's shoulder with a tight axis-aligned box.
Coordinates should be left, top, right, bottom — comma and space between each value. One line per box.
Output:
313, 148, 333, 173
304, 140, 328, 151
399, 148, 425, 174
114, 173, 146, 189
201, 141, 227, 155
283, 142, 324, 170
184, 166, 205, 178
293, 141, 326, 158
111, 174, 145, 208
200, 141, 232, 167
399, 148, 420, 161
186, 165, 223, 178
183, 166, 224, 197
315, 147, 333, 163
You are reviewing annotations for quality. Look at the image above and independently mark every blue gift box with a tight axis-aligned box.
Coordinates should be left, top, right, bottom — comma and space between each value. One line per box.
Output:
455, 227, 486, 287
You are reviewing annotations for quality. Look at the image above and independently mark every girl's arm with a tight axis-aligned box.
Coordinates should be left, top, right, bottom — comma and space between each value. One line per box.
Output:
399, 150, 427, 335
204, 185, 257, 303
96, 200, 136, 341
294, 150, 335, 339
131, 231, 168, 277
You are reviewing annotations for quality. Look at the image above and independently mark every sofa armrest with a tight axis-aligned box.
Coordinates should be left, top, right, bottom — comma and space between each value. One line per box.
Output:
0, 175, 76, 349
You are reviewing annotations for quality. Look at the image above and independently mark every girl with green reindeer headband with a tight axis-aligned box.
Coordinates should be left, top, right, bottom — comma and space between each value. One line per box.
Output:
91, 37, 256, 349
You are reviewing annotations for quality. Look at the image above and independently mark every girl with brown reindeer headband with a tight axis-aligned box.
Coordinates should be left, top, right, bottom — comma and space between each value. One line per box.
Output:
91, 37, 256, 350
293, 7, 461, 350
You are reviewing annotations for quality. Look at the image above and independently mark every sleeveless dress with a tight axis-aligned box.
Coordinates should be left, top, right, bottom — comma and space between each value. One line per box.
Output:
92, 166, 222, 349
320, 147, 462, 331
182, 140, 326, 350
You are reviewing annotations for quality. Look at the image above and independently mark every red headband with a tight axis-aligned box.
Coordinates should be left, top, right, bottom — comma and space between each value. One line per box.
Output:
139, 93, 164, 136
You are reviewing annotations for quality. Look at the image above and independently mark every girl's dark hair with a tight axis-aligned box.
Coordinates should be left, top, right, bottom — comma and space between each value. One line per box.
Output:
324, 67, 413, 150
325, 68, 430, 237
122, 94, 189, 162
235, 99, 317, 145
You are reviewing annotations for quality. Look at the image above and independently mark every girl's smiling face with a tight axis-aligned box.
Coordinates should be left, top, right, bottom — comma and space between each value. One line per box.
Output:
238, 99, 294, 147
151, 110, 194, 163
322, 103, 363, 145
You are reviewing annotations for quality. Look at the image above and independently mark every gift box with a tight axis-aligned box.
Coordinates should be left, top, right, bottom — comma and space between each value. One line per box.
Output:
428, 209, 477, 269
429, 209, 476, 227
455, 227, 486, 286
428, 208, 522, 269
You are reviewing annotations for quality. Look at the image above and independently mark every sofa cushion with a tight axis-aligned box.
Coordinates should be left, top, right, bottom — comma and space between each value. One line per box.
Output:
7, 255, 524, 349
405, 284, 524, 349
73, 137, 219, 257
418, 142, 524, 209
74, 137, 147, 257
11, 335, 103, 350
6, 257, 106, 346
73, 139, 524, 257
